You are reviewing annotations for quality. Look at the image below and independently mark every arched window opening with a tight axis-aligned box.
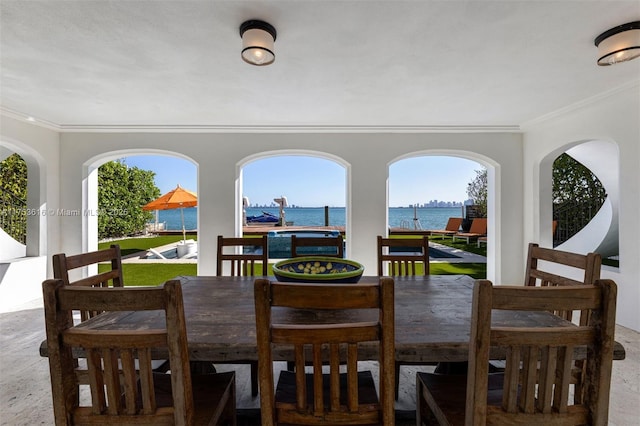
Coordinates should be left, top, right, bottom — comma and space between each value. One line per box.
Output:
241, 154, 347, 256
549, 141, 619, 268
242, 155, 346, 225
86, 153, 197, 273
388, 155, 489, 279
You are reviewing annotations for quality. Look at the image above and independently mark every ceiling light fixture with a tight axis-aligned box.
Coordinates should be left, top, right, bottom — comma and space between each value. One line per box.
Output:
594, 21, 640, 66
240, 20, 277, 66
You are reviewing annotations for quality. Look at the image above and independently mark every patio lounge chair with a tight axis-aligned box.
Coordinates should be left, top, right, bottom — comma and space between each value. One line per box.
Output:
452, 218, 487, 243
427, 217, 463, 239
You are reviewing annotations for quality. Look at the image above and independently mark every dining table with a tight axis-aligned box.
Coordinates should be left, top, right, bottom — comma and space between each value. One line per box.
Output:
39, 274, 626, 363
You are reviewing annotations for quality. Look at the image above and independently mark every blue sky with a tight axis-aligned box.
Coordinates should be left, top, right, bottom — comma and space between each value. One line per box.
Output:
122, 155, 482, 207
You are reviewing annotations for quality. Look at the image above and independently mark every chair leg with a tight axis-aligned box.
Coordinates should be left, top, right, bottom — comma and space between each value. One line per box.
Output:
395, 361, 401, 400
225, 373, 238, 426
250, 361, 259, 396
416, 374, 423, 426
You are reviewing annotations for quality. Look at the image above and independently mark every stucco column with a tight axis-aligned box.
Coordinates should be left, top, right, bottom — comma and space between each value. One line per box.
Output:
347, 154, 388, 274
197, 151, 238, 276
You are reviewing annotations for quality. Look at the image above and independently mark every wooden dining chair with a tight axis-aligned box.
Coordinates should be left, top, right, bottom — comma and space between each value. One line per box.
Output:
525, 242, 602, 325
452, 217, 487, 243
216, 235, 268, 276
53, 244, 124, 288
286, 233, 345, 372
42, 279, 237, 426
377, 235, 430, 277
525, 242, 602, 287
254, 278, 395, 426
524, 242, 603, 403
53, 245, 124, 321
290, 234, 344, 258
216, 234, 267, 396
525, 245, 598, 355
416, 279, 617, 425
53, 244, 174, 373
377, 235, 430, 399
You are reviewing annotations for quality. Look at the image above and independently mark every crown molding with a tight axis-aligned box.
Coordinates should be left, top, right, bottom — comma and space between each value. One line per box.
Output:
521, 79, 640, 129
51, 124, 522, 133
0, 109, 521, 134
0, 107, 61, 131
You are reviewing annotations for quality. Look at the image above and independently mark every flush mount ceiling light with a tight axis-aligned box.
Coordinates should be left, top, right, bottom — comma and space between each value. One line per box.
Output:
240, 19, 277, 66
594, 21, 640, 66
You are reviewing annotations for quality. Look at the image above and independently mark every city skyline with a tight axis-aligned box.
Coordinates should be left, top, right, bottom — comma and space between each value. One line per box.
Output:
244, 199, 473, 208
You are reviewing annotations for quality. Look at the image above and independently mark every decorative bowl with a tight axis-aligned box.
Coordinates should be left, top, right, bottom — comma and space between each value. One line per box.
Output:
272, 256, 365, 283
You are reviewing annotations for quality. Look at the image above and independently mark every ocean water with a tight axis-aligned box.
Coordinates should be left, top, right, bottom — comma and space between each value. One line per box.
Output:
153, 206, 463, 231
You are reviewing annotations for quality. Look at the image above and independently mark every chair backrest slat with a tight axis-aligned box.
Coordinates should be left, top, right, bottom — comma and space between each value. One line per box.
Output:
217, 235, 268, 276
466, 279, 617, 425
377, 235, 429, 276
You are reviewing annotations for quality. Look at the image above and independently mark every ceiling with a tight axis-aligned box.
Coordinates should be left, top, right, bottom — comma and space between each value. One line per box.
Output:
1, 0, 639, 130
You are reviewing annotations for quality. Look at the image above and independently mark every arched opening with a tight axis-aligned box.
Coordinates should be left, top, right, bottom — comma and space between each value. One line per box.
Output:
84, 150, 198, 255
0, 140, 48, 311
238, 151, 348, 253
387, 151, 498, 280
0, 141, 47, 259
540, 140, 619, 266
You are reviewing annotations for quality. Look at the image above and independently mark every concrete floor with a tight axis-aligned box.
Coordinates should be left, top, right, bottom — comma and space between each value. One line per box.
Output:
1, 298, 638, 425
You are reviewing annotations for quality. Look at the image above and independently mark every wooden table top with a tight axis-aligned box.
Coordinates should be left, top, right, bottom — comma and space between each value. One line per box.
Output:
40, 275, 626, 362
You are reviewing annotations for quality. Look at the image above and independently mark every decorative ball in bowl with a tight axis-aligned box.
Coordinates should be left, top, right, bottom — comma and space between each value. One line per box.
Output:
273, 256, 365, 283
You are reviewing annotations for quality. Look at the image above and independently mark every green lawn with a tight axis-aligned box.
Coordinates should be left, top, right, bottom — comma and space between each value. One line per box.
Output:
99, 263, 197, 286
99, 235, 196, 256
430, 262, 486, 279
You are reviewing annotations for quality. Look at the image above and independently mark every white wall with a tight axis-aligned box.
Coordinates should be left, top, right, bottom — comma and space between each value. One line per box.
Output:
56, 132, 523, 282
523, 85, 640, 330
0, 116, 60, 306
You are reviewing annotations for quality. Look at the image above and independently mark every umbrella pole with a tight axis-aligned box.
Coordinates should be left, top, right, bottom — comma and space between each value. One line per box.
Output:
180, 207, 186, 242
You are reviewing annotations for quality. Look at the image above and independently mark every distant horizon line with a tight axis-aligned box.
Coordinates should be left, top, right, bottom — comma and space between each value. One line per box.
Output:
173, 205, 467, 209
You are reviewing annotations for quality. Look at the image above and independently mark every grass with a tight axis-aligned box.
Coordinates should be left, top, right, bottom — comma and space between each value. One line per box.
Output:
430, 262, 486, 279
99, 263, 197, 286
99, 235, 196, 256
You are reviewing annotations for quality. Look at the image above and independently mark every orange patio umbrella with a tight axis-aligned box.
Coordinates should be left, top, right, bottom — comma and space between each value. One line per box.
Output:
142, 184, 197, 241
